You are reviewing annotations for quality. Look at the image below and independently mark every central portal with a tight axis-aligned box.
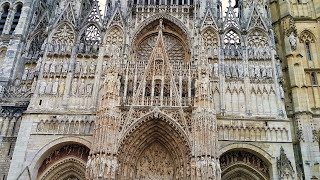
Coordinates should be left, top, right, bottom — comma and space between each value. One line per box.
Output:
135, 143, 174, 180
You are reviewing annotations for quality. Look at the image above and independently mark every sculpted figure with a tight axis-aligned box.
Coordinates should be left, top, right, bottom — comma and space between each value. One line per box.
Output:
50, 61, 56, 74
238, 64, 244, 78
249, 64, 255, 78
48, 42, 54, 52
78, 43, 85, 53
45, 78, 53, 94
85, 156, 92, 179
39, 80, 46, 95
75, 61, 81, 74
52, 78, 59, 95
35, 58, 42, 73
94, 154, 100, 178
44, 61, 51, 73
196, 158, 202, 180
83, 61, 88, 75
208, 158, 216, 179
248, 47, 254, 58
60, 43, 66, 53
66, 43, 72, 53
90, 155, 96, 179
255, 65, 261, 78
267, 66, 273, 78
72, 78, 78, 95
59, 79, 65, 95
261, 65, 267, 78
62, 59, 69, 73
104, 156, 112, 178
111, 157, 118, 179
90, 61, 96, 74
231, 64, 238, 78
79, 79, 86, 95
213, 63, 219, 77
86, 84, 93, 96
289, 32, 297, 50
276, 58, 283, 78
216, 159, 221, 179
55, 42, 60, 54
56, 61, 62, 74
85, 44, 92, 54
92, 43, 99, 53
100, 154, 107, 177
225, 64, 231, 78
22, 69, 29, 81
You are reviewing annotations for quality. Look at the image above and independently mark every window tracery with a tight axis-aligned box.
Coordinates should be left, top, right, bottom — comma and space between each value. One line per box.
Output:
202, 28, 219, 59
48, 24, 75, 55
247, 30, 270, 60
26, 32, 47, 59
78, 25, 101, 54
298, 30, 315, 43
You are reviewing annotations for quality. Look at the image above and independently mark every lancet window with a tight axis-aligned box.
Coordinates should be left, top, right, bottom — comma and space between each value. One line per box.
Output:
9, 4, 22, 35
0, 3, 9, 34
299, 30, 316, 61
311, 72, 318, 86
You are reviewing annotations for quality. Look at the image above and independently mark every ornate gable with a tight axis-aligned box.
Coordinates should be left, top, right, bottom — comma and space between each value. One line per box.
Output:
223, 2, 240, 29
81, 0, 102, 26
107, 6, 124, 28
247, 6, 268, 30
201, 8, 218, 30
54, 2, 76, 26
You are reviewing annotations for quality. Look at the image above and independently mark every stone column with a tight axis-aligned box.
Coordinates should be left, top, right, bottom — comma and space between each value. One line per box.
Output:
2, 7, 15, 35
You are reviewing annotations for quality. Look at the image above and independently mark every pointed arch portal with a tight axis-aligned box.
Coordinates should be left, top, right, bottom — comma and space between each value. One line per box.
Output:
117, 114, 191, 179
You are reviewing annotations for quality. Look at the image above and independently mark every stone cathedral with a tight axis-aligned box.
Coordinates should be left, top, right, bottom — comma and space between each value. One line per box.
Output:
0, 0, 320, 179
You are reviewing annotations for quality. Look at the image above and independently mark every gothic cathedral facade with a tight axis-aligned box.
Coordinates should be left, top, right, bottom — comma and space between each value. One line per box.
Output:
0, 0, 319, 179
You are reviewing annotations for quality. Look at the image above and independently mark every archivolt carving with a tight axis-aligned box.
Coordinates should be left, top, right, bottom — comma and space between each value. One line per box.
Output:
38, 144, 90, 180
220, 150, 270, 180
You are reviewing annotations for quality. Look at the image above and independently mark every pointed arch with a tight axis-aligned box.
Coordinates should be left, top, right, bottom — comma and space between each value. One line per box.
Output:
247, 28, 270, 47
298, 29, 316, 43
49, 22, 76, 47
223, 28, 242, 47
117, 110, 191, 179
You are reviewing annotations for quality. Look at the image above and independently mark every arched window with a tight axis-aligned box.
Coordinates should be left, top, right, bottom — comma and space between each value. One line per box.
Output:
311, 72, 318, 85
305, 41, 312, 61
0, 4, 9, 34
299, 30, 316, 61
9, 4, 22, 35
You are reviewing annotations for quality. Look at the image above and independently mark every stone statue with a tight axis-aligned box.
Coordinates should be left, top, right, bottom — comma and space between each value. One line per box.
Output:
255, 65, 261, 78
92, 43, 99, 53
59, 79, 65, 95
249, 64, 255, 78
83, 61, 88, 75
62, 59, 69, 73
110, 156, 118, 179
78, 42, 85, 53
225, 64, 231, 78
39, 80, 46, 95
261, 65, 267, 78
104, 156, 112, 178
75, 61, 81, 74
66, 43, 72, 53
22, 69, 29, 81
72, 78, 78, 95
213, 63, 219, 77
90, 61, 96, 75
79, 79, 86, 95
238, 64, 244, 78
267, 66, 273, 78
56, 61, 62, 74
288, 32, 297, 51
85, 156, 92, 179
216, 159, 221, 179
52, 78, 59, 95
90, 155, 96, 179
49, 61, 56, 74
231, 64, 238, 78
45, 78, 53, 94
35, 58, 42, 73
86, 84, 93, 96
44, 61, 51, 73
